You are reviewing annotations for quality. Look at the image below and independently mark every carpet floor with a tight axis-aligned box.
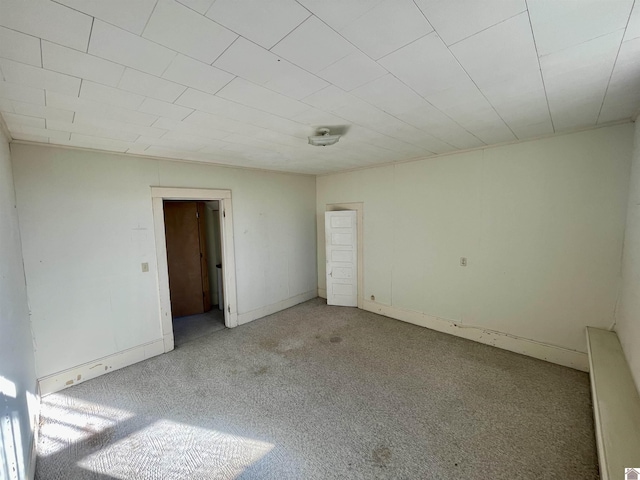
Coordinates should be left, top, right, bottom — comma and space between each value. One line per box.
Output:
35, 298, 598, 479
173, 309, 226, 347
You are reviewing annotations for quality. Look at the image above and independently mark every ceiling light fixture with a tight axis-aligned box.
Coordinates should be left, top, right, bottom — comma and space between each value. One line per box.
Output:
308, 127, 341, 146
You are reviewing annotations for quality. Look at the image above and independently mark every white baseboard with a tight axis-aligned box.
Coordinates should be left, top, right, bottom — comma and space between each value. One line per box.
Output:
362, 300, 589, 371
237, 290, 317, 326
38, 339, 165, 396
318, 287, 326, 299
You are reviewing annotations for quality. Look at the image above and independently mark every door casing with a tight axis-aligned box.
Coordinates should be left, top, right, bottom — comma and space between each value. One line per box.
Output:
152, 187, 238, 353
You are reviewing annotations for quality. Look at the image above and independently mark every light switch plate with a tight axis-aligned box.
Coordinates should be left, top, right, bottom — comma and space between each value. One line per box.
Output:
141, 262, 149, 272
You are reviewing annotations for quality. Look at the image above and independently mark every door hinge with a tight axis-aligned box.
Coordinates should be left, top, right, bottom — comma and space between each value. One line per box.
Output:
228, 305, 230, 313
196, 211, 199, 218
223, 210, 225, 218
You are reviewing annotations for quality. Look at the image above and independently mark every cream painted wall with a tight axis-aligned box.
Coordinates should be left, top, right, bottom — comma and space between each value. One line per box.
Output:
11, 143, 317, 379
0, 130, 37, 478
617, 120, 640, 391
317, 124, 634, 355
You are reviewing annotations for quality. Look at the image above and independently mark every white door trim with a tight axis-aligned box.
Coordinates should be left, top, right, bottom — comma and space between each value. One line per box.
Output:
326, 203, 364, 308
151, 187, 239, 353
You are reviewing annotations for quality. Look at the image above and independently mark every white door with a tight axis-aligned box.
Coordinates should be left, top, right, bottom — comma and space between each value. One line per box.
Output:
325, 210, 357, 307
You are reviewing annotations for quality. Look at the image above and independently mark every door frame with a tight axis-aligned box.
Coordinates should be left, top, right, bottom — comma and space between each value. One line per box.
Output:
325, 203, 364, 308
152, 187, 238, 353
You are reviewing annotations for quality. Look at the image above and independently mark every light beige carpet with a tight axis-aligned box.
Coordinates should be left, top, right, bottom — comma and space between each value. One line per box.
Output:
36, 298, 598, 479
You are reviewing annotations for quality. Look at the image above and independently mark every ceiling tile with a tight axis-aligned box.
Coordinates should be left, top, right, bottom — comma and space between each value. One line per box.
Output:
316, 51, 387, 91
379, 32, 469, 98
346, 126, 428, 156
162, 130, 229, 149
80, 81, 146, 110
180, 110, 261, 137
541, 31, 621, 129
46, 91, 159, 127
118, 68, 186, 102
216, 77, 311, 117
143, 0, 238, 64
0, 0, 92, 51
625, 1, 640, 41
0, 25, 41, 66
136, 134, 207, 152
351, 74, 425, 116
54, 0, 158, 35
10, 132, 50, 143
598, 36, 640, 123
528, 0, 633, 56
213, 38, 327, 99
378, 31, 517, 143
163, 54, 234, 95
42, 41, 125, 87
138, 97, 194, 121
205, 0, 310, 49
449, 13, 552, 135
414, 0, 526, 46
424, 82, 516, 144
340, 0, 433, 60
296, 0, 385, 32
156, 115, 234, 140
0, 81, 45, 105
271, 16, 355, 73
126, 144, 151, 155
177, 0, 215, 14
60, 133, 134, 153
450, 14, 540, 87
302, 84, 356, 112
0, 58, 81, 96
3, 112, 46, 128
11, 101, 75, 123
290, 107, 348, 127
47, 119, 139, 142
176, 88, 307, 136
10, 124, 70, 141
73, 113, 168, 138
396, 104, 484, 149
88, 20, 177, 76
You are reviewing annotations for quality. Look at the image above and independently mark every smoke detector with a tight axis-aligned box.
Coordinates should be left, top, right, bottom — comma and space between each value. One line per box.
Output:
308, 127, 341, 146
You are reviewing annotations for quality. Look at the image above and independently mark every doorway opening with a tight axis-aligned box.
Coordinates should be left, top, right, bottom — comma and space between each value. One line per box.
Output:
163, 200, 225, 346
152, 188, 239, 354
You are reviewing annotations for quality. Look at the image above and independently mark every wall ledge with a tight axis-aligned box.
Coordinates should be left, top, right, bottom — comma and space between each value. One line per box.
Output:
586, 327, 640, 480
362, 299, 589, 371
38, 339, 164, 396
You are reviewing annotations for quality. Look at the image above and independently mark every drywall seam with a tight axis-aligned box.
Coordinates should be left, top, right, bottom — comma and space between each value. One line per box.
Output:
38, 339, 164, 395
362, 299, 589, 371
237, 290, 317, 325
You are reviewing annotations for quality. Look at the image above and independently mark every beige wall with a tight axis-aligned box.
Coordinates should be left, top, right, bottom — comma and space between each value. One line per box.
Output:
0, 130, 37, 478
11, 143, 317, 378
617, 120, 640, 391
317, 123, 634, 355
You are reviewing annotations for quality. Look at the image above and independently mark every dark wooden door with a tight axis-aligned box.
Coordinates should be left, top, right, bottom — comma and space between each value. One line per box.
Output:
164, 201, 210, 317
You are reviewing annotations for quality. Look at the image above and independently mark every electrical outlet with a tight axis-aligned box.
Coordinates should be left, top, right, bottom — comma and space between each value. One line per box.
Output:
370, 295, 375, 301
141, 262, 149, 272
460, 257, 467, 267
